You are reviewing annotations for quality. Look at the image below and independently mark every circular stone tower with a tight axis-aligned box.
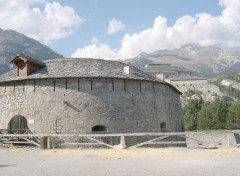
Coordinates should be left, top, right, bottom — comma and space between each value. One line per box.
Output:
0, 54, 184, 134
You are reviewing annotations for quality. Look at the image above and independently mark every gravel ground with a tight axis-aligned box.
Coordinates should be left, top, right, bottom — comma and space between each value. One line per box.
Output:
0, 147, 240, 176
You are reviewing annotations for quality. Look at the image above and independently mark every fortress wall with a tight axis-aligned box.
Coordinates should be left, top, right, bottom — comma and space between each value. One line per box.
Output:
171, 79, 223, 102
172, 79, 208, 88
0, 78, 183, 134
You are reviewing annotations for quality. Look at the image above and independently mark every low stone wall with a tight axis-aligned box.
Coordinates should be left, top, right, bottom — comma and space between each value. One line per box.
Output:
185, 131, 240, 148
38, 131, 240, 149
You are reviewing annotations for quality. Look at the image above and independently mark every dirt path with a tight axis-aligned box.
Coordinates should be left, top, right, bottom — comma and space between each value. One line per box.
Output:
0, 148, 240, 176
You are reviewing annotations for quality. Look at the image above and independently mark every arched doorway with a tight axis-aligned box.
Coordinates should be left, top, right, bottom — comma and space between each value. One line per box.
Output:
160, 122, 166, 132
8, 115, 28, 134
92, 125, 107, 133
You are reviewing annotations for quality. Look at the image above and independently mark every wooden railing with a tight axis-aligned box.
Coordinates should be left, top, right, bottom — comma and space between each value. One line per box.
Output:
0, 129, 39, 147
0, 131, 239, 149
0, 129, 31, 134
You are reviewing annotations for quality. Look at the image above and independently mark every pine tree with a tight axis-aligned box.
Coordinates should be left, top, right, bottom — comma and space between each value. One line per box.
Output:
197, 102, 212, 129
183, 99, 203, 131
213, 99, 230, 129
227, 102, 240, 129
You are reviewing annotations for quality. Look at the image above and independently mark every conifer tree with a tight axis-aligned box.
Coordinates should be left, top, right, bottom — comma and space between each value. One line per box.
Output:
183, 99, 203, 131
227, 102, 240, 129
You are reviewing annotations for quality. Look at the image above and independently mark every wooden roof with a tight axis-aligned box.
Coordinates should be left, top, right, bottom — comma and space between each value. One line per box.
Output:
10, 54, 46, 67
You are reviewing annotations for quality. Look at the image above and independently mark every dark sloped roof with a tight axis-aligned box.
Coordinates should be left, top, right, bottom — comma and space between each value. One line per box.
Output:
0, 58, 181, 94
11, 54, 46, 66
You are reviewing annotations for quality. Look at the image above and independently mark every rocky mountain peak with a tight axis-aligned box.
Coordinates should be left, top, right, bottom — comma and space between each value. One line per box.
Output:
0, 28, 64, 75
128, 44, 240, 77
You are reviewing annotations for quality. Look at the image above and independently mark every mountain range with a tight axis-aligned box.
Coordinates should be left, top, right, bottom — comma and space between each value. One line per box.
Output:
128, 44, 240, 77
0, 28, 64, 75
1, 28, 240, 78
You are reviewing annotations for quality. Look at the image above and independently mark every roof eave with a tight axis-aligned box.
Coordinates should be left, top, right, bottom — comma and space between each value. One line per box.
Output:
10, 54, 46, 67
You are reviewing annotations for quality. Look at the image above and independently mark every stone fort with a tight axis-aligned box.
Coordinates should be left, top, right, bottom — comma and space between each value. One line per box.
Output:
0, 54, 183, 135
144, 63, 224, 102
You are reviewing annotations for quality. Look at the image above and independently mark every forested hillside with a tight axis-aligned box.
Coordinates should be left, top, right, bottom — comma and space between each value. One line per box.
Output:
183, 98, 240, 131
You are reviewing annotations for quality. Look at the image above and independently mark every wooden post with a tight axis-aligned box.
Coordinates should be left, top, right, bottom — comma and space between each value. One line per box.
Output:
40, 136, 48, 150
120, 136, 126, 148
47, 136, 52, 149
113, 135, 126, 149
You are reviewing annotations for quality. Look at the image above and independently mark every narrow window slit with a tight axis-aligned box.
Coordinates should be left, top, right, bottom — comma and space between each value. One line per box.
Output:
66, 79, 68, 91
33, 80, 36, 92
53, 80, 56, 92
124, 80, 126, 92
13, 82, 15, 92
23, 81, 25, 92
91, 79, 93, 91
139, 81, 142, 93
112, 79, 114, 91
4, 82, 6, 93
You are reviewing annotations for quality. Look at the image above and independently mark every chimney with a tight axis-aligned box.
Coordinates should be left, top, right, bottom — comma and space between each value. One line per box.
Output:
10, 54, 45, 76
124, 63, 135, 74
156, 73, 165, 80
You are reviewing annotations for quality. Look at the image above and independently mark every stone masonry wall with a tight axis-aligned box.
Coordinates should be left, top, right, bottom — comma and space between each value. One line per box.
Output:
0, 78, 183, 134
186, 130, 240, 148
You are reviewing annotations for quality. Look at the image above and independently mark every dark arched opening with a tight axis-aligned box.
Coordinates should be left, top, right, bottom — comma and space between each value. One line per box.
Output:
92, 125, 107, 133
160, 122, 166, 132
8, 115, 28, 134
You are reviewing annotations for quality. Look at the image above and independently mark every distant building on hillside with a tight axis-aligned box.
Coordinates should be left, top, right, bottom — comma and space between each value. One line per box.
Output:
144, 63, 224, 102
144, 63, 207, 84
144, 63, 192, 79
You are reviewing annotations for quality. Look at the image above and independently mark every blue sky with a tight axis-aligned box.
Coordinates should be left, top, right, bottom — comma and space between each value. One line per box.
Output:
53, 0, 222, 56
0, 0, 239, 59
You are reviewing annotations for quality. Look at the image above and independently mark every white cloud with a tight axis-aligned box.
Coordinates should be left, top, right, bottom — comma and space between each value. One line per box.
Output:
0, 0, 84, 44
107, 18, 125, 34
72, 0, 240, 60
72, 38, 118, 60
